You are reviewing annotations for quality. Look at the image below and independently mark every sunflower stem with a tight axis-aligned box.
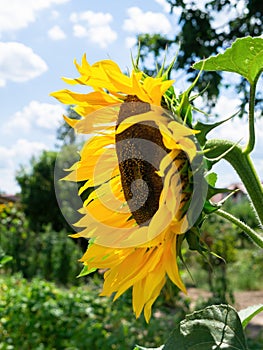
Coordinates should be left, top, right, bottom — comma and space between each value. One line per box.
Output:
205, 139, 263, 229
243, 82, 256, 155
243, 71, 262, 154
215, 209, 263, 249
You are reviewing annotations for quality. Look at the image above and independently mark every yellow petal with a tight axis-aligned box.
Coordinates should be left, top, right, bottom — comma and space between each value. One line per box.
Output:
103, 68, 134, 94
164, 236, 186, 293
148, 204, 172, 240
115, 109, 168, 135
132, 280, 145, 318
143, 269, 166, 322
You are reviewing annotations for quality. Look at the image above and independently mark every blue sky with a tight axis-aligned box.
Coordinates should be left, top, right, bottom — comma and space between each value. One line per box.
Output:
0, 0, 262, 194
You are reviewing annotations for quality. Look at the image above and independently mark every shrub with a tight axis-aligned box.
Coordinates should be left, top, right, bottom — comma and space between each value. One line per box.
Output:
0, 203, 83, 285
0, 274, 188, 350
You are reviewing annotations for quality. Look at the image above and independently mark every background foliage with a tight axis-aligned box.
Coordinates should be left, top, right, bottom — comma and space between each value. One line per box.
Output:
1, 197, 263, 348
0, 203, 83, 285
0, 273, 190, 350
0, 3, 263, 347
138, 0, 263, 114
16, 151, 69, 232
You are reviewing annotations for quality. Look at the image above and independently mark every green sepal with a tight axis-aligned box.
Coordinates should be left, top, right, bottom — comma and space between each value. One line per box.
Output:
203, 199, 219, 214
206, 183, 230, 201
158, 53, 177, 80
176, 233, 195, 284
186, 227, 207, 254
176, 233, 186, 260
174, 67, 203, 125
163, 85, 177, 106
175, 90, 193, 125
162, 86, 179, 119
87, 237, 96, 247
194, 112, 238, 146
77, 265, 97, 278
131, 42, 141, 73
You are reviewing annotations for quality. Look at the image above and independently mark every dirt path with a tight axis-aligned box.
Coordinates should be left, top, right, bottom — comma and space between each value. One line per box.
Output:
186, 288, 263, 326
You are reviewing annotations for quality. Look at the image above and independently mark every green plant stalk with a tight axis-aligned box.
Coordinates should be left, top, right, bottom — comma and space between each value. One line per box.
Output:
243, 70, 262, 155
215, 209, 263, 248
243, 82, 256, 155
205, 139, 263, 227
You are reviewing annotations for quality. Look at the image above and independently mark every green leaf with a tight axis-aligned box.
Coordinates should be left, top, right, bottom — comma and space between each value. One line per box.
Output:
134, 346, 164, 350
193, 36, 263, 84
238, 304, 263, 329
0, 255, 13, 267
205, 172, 217, 187
77, 265, 97, 278
164, 304, 248, 350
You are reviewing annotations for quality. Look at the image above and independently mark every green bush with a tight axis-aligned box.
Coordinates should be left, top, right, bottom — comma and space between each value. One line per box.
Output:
0, 274, 188, 350
228, 248, 263, 291
0, 203, 83, 285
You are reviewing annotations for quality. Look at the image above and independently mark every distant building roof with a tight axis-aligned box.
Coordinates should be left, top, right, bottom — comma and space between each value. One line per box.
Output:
211, 182, 248, 204
228, 182, 247, 194
0, 194, 20, 204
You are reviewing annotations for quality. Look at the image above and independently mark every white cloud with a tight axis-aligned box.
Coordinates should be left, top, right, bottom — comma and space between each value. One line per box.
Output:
72, 24, 88, 37
48, 25, 66, 40
5, 101, 65, 134
208, 114, 263, 186
207, 95, 247, 146
0, 100, 65, 193
125, 36, 137, 49
70, 11, 113, 27
211, 0, 246, 33
154, 0, 171, 13
0, 42, 48, 86
12, 139, 47, 158
123, 7, 172, 35
210, 116, 248, 147
50, 10, 60, 20
0, 78, 6, 87
0, 139, 48, 193
70, 11, 117, 49
212, 95, 241, 119
88, 26, 117, 49
0, 0, 70, 37
202, 93, 263, 187
182, 0, 208, 11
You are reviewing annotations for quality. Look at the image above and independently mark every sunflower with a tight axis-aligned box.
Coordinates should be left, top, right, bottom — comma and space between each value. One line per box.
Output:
51, 56, 200, 322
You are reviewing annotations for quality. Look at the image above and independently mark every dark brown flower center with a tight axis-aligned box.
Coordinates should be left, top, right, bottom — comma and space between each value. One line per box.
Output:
115, 96, 168, 226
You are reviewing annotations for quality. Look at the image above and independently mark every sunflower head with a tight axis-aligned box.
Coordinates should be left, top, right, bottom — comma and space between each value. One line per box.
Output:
52, 56, 207, 322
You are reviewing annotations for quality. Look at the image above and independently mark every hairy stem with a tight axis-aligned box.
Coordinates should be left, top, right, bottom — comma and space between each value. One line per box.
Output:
216, 209, 263, 248
205, 139, 263, 227
243, 82, 256, 155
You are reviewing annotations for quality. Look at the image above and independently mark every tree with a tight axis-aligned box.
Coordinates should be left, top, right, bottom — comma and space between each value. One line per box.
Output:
138, 0, 263, 113
16, 107, 83, 233
16, 151, 70, 232
56, 106, 81, 147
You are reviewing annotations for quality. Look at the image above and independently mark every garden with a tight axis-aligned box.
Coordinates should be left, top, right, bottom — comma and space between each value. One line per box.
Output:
1, 1, 263, 349
1, 195, 263, 349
